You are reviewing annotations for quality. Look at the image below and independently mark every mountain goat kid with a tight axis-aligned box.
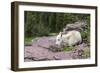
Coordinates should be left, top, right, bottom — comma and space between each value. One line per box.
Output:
56, 30, 82, 46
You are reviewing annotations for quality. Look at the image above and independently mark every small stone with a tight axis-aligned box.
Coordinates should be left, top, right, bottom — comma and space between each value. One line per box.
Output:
53, 56, 61, 60
32, 57, 49, 61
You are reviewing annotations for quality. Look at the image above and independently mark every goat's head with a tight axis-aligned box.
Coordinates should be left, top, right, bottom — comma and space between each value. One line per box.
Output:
56, 32, 63, 46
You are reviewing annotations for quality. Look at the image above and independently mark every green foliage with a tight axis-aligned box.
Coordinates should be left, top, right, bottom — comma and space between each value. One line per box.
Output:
80, 15, 90, 44
24, 12, 51, 37
25, 37, 33, 42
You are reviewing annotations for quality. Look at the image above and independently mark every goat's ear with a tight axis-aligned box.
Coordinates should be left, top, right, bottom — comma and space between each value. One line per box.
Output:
59, 32, 61, 35
61, 33, 62, 37
59, 32, 62, 37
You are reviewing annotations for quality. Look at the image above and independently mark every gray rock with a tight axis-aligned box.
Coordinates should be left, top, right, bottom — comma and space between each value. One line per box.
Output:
63, 21, 86, 34
33, 57, 49, 61
49, 44, 64, 52
71, 43, 90, 59
53, 56, 61, 60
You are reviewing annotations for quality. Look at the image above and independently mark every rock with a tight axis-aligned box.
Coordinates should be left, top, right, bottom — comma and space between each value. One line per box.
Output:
53, 56, 61, 60
49, 44, 64, 52
71, 43, 90, 59
71, 49, 84, 59
33, 57, 49, 61
63, 21, 86, 34
24, 57, 49, 61
24, 57, 35, 61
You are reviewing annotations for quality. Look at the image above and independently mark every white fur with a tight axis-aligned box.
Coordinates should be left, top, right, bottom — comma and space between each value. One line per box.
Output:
56, 30, 82, 46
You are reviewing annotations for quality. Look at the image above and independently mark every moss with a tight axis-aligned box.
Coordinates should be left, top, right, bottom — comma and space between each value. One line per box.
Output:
63, 46, 74, 51
82, 48, 90, 58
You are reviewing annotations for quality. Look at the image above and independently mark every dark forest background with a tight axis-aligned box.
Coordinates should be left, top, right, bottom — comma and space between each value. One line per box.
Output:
24, 11, 90, 44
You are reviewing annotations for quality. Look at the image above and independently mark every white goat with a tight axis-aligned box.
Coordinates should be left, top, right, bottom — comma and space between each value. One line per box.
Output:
56, 30, 82, 46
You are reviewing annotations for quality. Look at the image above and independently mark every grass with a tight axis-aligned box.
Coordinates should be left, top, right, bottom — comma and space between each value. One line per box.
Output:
24, 37, 33, 46
48, 33, 57, 36
63, 46, 74, 51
